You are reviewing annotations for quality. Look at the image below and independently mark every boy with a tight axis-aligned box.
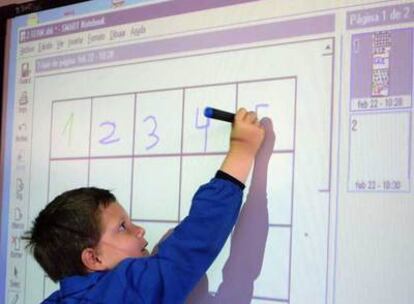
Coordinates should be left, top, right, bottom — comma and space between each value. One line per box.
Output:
24, 108, 265, 303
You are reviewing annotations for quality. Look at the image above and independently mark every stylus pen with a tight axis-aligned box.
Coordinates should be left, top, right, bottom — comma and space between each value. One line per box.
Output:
204, 107, 235, 123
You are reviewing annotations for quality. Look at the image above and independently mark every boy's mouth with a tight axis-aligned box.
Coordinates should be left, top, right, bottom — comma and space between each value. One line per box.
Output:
141, 242, 149, 254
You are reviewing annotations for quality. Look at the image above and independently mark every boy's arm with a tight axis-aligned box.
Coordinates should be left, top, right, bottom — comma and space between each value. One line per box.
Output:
129, 108, 265, 302
150, 108, 264, 255
220, 108, 265, 183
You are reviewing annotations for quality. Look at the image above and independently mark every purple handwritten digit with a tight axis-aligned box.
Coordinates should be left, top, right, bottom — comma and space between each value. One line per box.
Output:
195, 107, 210, 152
143, 115, 159, 150
99, 121, 120, 145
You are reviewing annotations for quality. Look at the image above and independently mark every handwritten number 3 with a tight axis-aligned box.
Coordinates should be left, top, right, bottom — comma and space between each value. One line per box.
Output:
144, 115, 159, 150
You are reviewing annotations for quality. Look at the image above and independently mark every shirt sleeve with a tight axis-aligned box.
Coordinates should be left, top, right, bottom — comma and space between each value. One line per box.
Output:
127, 173, 244, 303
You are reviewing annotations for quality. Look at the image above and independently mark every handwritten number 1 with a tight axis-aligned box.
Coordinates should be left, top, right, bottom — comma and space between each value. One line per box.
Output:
62, 112, 74, 146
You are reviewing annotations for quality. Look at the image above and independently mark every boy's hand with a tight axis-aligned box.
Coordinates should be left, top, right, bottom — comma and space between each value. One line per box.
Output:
230, 108, 265, 158
220, 108, 266, 184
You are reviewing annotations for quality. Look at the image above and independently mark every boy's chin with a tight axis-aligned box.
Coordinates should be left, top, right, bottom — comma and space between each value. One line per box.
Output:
140, 249, 150, 257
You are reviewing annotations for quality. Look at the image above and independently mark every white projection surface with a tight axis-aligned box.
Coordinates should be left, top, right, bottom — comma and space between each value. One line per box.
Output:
1, 0, 413, 303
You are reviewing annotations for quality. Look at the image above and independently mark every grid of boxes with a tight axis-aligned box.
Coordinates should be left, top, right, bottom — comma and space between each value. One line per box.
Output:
47, 77, 297, 302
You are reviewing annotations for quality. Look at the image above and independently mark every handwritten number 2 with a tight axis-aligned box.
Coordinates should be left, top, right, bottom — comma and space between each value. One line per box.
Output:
99, 121, 120, 145
144, 115, 159, 150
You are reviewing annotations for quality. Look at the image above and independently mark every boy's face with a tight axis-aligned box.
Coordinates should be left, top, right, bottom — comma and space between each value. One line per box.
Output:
95, 202, 149, 269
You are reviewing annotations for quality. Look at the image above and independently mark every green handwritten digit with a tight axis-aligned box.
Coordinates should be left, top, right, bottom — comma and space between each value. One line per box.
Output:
62, 112, 74, 145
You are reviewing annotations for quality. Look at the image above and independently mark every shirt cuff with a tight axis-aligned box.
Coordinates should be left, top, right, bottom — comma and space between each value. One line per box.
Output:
215, 170, 245, 190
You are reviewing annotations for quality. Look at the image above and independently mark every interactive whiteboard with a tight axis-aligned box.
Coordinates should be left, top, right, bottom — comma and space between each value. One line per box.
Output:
1, 1, 413, 303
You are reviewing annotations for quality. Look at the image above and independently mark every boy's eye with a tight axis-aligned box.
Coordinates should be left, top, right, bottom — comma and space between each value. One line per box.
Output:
119, 222, 127, 232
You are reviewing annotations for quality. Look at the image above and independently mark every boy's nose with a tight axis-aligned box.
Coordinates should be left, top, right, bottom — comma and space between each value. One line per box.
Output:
135, 225, 145, 238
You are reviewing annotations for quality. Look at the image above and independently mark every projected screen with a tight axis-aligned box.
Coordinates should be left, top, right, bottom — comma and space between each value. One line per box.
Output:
1, 0, 413, 303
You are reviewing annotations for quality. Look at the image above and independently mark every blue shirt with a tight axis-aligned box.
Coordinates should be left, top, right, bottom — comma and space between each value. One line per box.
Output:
43, 175, 243, 303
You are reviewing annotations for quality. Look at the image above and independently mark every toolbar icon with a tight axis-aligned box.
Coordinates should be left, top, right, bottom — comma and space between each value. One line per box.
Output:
11, 236, 21, 252
16, 178, 24, 201
13, 266, 18, 279
21, 63, 31, 79
8, 291, 20, 304
14, 207, 23, 222
17, 150, 25, 163
15, 150, 26, 172
18, 91, 28, 106
27, 13, 38, 26
17, 123, 27, 132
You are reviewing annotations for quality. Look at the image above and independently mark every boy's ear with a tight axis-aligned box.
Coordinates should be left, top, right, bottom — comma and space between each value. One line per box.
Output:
81, 248, 106, 271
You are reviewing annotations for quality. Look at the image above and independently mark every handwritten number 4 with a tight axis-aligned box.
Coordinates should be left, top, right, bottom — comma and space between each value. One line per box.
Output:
195, 107, 210, 152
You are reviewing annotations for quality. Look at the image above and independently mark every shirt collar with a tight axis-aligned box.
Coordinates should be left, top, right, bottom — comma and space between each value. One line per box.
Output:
60, 271, 105, 296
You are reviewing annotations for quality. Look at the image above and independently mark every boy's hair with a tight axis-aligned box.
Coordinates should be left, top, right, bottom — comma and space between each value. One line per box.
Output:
23, 187, 116, 282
